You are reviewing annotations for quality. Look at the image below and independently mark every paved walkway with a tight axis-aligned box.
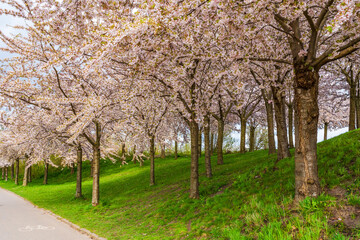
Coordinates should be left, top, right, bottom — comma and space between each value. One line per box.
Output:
0, 187, 92, 240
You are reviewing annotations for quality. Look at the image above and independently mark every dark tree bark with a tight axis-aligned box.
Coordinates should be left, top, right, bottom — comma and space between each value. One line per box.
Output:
70, 163, 75, 175
23, 167, 28, 186
272, 86, 291, 161
210, 133, 214, 154
92, 144, 100, 206
338, 62, 360, 130
121, 143, 126, 162
28, 165, 32, 183
249, 125, 256, 152
149, 136, 155, 186
251, 70, 276, 155
174, 141, 178, 160
212, 100, 233, 164
15, 158, 19, 185
240, 117, 247, 153
288, 103, 295, 148
76, 145, 83, 198
90, 159, 94, 177
272, 3, 360, 202
204, 115, 212, 178
357, 93, 360, 129
349, 83, 356, 131
357, 78, 360, 129
5, 167, 8, 181
189, 118, 199, 199
174, 70, 200, 199
216, 119, 224, 165
11, 164, 14, 180
198, 127, 202, 158
1, 168, 4, 180
91, 121, 101, 206
324, 122, 328, 141
265, 101, 277, 154
294, 67, 321, 202
213, 133, 218, 153
121, 143, 126, 155
234, 99, 260, 154
43, 162, 49, 185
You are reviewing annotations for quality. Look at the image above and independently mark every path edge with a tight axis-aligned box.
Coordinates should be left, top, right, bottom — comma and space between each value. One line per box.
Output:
0, 186, 107, 240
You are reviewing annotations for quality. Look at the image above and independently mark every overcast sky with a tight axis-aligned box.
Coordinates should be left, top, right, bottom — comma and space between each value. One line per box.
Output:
0, 3, 26, 58
230, 127, 348, 149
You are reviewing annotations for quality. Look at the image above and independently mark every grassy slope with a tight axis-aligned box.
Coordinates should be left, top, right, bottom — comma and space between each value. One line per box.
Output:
1, 130, 360, 239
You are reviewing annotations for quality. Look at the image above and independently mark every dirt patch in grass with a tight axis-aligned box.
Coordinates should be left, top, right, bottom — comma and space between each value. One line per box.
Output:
209, 183, 233, 198
327, 186, 347, 199
329, 205, 360, 229
326, 186, 360, 236
147, 184, 183, 200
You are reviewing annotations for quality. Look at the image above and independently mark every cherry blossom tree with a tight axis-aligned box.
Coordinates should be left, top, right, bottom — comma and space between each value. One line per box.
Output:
226, 0, 360, 200
319, 69, 349, 140
332, 54, 360, 130
0, 0, 358, 204
125, 84, 169, 185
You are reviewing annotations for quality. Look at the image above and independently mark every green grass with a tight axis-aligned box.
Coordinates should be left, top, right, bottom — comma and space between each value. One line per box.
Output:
1, 130, 360, 239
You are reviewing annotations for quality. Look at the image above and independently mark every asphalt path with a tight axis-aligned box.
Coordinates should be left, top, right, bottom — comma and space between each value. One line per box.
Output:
0, 187, 92, 240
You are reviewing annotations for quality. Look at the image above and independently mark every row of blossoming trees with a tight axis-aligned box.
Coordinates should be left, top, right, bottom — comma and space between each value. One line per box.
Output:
0, 0, 358, 206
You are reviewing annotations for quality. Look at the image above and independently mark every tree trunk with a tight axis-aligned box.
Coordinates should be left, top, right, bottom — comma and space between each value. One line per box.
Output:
294, 68, 321, 202
356, 95, 360, 129
43, 162, 49, 185
272, 87, 291, 161
189, 118, 199, 199
5, 167, 8, 181
160, 144, 166, 159
265, 99, 277, 154
92, 144, 100, 206
11, 164, 14, 180
204, 115, 212, 178
356, 80, 360, 129
15, 158, 19, 185
90, 159, 94, 177
28, 165, 32, 183
70, 163, 75, 174
76, 145, 83, 198
121, 143, 126, 155
240, 117, 246, 153
1, 168, 4, 180
249, 125, 256, 152
92, 121, 101, 207
210, 133, 214, 155
349, 84, 356, 131
198, 127, 202, 157
288, 104, 294, 148
213, 133, 218, 153
174, 141, 178, 160
216, 119, 224, 165
121, 143, 126, 162
23, 167, 28, 186
150, 136, 155, 186
324, 122, 328, 141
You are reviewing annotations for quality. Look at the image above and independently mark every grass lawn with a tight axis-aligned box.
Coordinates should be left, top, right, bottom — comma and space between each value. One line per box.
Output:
1, 130, 360, 239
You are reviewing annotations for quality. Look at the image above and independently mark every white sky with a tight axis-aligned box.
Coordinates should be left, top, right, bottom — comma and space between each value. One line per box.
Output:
0, 3, 26, 58
230, 127, 349, 150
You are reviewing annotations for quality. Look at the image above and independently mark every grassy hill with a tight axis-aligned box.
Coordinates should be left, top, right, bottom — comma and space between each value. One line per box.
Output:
1, 130, 360, 239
